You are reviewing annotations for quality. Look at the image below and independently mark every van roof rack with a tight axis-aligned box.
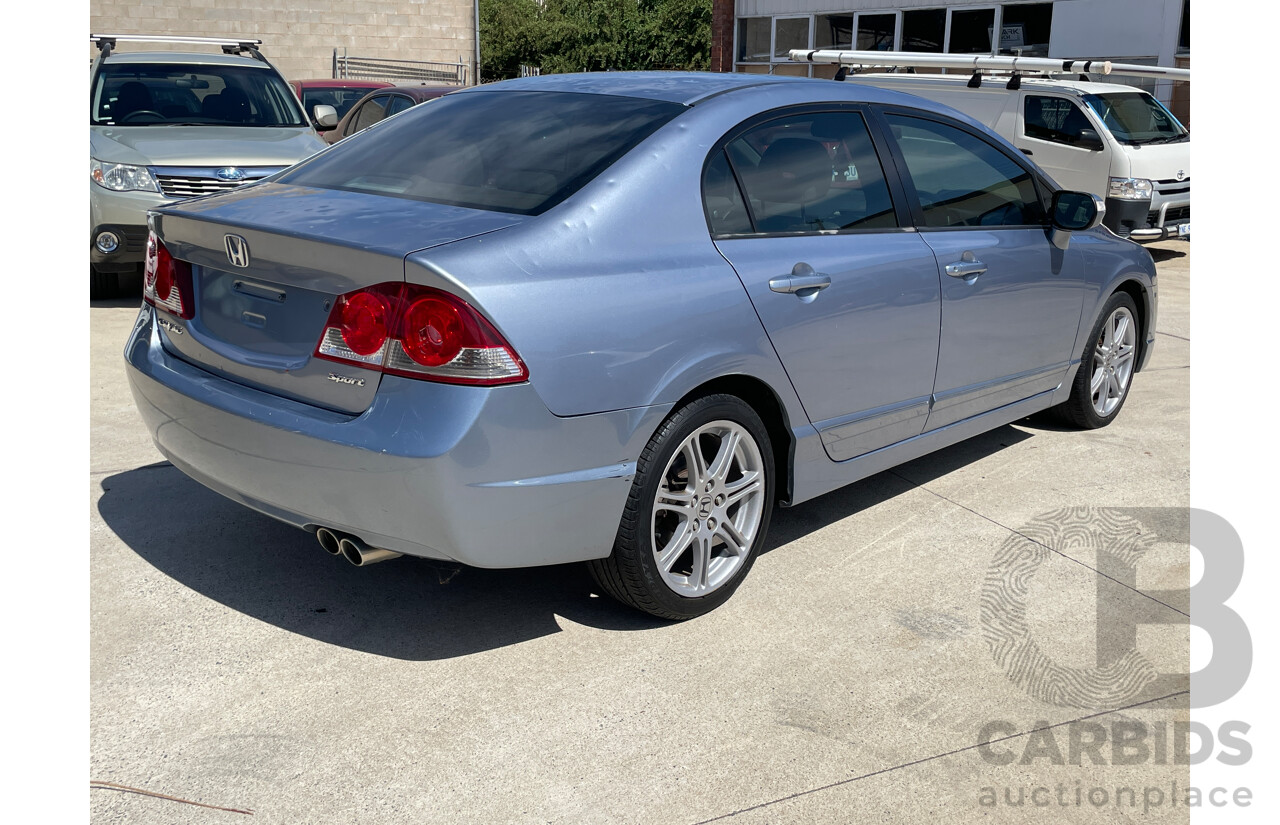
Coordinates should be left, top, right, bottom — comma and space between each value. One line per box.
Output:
789, 49, 1190, 83
91, 34, 267, 63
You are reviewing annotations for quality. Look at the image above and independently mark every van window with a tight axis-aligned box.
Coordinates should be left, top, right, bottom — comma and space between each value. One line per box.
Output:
719, 111, 898, 234
885, 114, 1045, 229
1082, 92, 1188, 145
1024, 97, 1095, 147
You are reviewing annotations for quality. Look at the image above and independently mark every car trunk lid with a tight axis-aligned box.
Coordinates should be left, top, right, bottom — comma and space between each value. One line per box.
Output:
152, 182, 527, 413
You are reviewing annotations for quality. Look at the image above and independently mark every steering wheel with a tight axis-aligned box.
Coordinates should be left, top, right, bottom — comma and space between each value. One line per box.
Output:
120, 110, 164, 124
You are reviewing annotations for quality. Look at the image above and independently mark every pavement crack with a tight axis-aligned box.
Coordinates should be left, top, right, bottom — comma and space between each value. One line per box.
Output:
691, 691, 1188, 823
888, 470, 1189, 619
1156, 330, 1190, 341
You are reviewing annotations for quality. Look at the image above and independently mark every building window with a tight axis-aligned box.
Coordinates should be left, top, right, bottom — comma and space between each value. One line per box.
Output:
902, 9, 946, 53
774, 17, 811, 60
1000, 3, 1053, 57
949, 8, 995, 54
1178, 0, 1189, 52
815, 14, 853, 50
856, 13, 897, 51
737, 17, 770, 63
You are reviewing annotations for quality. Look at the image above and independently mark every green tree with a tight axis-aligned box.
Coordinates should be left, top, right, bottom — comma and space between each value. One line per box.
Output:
478, 0, 711, 81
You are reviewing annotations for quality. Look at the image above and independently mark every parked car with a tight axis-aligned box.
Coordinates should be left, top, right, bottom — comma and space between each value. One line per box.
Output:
323, 84, 455, 144
126, 72, 1156, 620
90, 34, 329, 298
288, 78, 392, 127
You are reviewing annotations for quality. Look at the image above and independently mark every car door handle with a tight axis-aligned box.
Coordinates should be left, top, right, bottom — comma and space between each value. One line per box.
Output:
1020, 148, 1034, 156
770, 263, 832, 296
944, 258, 988, 279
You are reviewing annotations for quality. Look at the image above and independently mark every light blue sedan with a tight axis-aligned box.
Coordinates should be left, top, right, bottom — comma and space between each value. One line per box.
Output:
125, 72, 1156, 619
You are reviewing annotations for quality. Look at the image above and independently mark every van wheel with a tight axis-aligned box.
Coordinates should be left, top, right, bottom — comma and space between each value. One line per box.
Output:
588, 394, 774, 620
1051, 292, 1140, 429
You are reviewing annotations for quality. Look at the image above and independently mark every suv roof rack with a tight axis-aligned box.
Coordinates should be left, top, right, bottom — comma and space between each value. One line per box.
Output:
789, 49, 1190, 86
91, 33, 267, 63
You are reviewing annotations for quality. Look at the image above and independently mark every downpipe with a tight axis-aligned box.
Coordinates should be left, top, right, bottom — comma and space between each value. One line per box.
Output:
314, 528, 403, 567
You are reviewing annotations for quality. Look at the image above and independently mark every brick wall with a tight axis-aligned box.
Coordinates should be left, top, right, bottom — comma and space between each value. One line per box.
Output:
710, 0, 733, 72
90, 0, 476, 83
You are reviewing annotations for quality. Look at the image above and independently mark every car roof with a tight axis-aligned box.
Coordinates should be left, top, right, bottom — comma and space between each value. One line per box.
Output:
471, 71, 816, 105
101, 50, 269, 68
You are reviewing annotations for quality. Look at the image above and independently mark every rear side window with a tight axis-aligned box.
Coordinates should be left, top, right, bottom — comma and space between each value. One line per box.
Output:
280, 90, 686, 215
707, 111, 897, 235
1024, 96, 1094, 147
885, 114, 1044, 228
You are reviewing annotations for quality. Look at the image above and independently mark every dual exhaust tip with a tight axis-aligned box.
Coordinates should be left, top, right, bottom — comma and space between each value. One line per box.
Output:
315, 527, 403, 567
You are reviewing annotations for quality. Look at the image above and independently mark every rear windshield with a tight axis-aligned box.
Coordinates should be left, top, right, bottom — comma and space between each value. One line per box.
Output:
92, 63, 307, 127
276, 90, 687, 215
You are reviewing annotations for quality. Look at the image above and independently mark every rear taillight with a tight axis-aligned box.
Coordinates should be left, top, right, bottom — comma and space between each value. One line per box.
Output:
143, 232, 194, 320
315, 282, 528, 386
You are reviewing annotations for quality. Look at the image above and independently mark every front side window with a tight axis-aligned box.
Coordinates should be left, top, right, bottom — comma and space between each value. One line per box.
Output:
713, 111, 897, 235
885, 114, 1044, 228
280, 90, 685, 216
386, 95, 416, 117
91, 63, 306, 127
1024, 96, 1095, 147
351, 95, 391, 134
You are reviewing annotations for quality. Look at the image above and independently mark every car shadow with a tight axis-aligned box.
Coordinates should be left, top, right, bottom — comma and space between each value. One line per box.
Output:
96, 425, 1031, 660
1147, 246, 1187, 264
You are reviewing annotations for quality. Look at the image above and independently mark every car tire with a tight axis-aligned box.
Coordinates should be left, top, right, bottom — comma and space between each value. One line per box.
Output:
90, 265, 119, 300
1050, 291, 1141, 429
589, 394, 775, 620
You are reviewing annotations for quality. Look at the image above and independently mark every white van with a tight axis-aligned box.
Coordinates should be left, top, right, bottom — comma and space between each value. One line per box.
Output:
840, 72, 1190, 242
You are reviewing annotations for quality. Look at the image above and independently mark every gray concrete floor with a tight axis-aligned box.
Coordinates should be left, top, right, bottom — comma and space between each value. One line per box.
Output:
91, 241, 1191, 823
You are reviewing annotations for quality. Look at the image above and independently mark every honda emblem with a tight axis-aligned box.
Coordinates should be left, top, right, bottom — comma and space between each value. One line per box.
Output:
225, 234, 250, 268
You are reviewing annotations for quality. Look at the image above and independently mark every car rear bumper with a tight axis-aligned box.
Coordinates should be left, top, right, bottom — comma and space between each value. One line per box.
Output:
124, 306, 670, 568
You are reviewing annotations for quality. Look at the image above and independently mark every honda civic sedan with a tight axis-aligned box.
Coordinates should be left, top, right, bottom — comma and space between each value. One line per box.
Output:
125, 72, 1156, 620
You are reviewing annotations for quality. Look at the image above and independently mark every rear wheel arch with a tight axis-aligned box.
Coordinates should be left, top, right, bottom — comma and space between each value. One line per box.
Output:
667, 375, 795, 507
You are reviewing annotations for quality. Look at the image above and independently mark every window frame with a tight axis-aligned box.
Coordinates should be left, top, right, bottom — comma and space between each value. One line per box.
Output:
871, 105, 1054, 232
699, 103, 916, 241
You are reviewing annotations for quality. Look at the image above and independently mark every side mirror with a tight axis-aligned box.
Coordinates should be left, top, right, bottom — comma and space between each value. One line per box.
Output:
312, 104, 339, 131
1076, 128, 1105, 151
1049, 191, 1105, 249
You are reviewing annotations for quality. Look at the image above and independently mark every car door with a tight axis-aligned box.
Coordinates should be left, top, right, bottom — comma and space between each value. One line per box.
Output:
708, 108, 942, 462
877, 109, 1087, 431
1015, 93, 1108, 192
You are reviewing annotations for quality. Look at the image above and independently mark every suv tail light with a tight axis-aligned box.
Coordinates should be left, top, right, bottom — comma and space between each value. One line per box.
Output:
143, 232, 194, 319
315, 282, 528, 386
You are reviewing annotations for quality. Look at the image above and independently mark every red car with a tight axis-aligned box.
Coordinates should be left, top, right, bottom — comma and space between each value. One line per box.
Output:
289, 79, 393, 127
324, 85, 456, 144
